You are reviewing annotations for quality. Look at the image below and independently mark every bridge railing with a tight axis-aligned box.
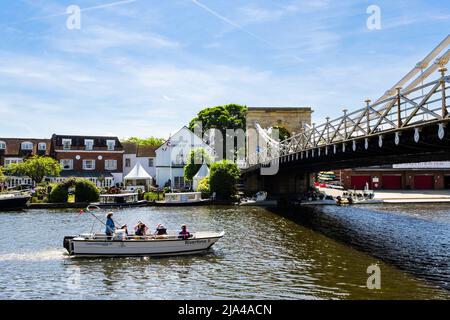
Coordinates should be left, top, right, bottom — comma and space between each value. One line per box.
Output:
245, 71, 449, 168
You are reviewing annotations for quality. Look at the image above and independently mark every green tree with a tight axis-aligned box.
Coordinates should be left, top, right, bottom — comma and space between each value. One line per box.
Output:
122, 136, 164, 147
189, 104, 247, 159
209, 160, 240, 200
7, 156, 61, 184
184, 148, 211, 181
272, 126, 291, 141
189, 104, 247, 133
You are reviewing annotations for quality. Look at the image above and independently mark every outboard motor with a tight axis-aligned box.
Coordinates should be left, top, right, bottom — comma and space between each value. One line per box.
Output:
63, 236, 75, 254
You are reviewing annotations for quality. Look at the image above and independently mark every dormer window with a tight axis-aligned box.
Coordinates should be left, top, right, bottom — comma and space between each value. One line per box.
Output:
85, 139, 94, 150
0, 141, 5, 150
21, 142, 33, 150
62, 139, 72, 150
107, 140, 115, 151
38, 142, 46, 151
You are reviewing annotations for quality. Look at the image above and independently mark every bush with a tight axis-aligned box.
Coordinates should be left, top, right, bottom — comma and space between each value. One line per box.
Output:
48, 183, 69, 203
74, 179, 100, 202
144, 192, 163, 201
197, 177, 210, 196
209, 161, 240, 200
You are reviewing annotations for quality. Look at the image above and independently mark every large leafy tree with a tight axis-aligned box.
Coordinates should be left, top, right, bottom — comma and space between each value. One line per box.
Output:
209, 160, 240, 200
184, 148, 211, 181
189, 104, 247, 160
122, 136, 165, 147
189, 104, 247, 133
7, 156, 61, 184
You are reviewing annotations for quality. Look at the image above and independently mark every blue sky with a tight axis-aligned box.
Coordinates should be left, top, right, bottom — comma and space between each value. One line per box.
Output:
0, 0, 448, 139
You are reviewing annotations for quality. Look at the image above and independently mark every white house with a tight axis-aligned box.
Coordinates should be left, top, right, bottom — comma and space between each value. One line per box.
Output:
122, 142, 157, 185
155, 126, 213, 190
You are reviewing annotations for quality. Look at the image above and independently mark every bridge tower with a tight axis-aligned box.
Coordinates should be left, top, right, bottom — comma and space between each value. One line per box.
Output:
246, 107, 313, 161
244, 107, 313, 195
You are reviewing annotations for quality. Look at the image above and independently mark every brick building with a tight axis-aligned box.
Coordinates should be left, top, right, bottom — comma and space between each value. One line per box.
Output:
49, 134, 124, 187
0, 138, 51, 188
340, 162, 450, 190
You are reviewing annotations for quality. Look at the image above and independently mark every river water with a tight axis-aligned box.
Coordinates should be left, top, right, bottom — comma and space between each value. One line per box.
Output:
0, 204, 449, 299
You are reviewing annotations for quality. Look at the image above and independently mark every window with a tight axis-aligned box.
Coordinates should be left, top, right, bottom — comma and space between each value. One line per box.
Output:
38, 142, 46, 151
5, 158, 23, 166
83, 159, 96, 170
125, 158, 131, 167
0, 141, 5, 150
60, 159, 73, 170
21, 141, 33, 150
106, 140, 115, 151
105, 159, 117, 170
174, 176, 191, 189
148, 158, 154, 167
84, 139, 94, 150
62, 139, 72, 150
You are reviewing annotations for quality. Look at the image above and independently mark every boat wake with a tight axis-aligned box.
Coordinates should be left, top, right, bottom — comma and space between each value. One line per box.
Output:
0, 249, 66, 262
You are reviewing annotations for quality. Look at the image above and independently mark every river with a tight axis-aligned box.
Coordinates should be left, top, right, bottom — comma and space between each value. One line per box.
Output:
0, 204, 449, 299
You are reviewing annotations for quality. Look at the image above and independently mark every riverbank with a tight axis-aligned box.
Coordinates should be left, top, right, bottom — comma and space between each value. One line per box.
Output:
374, 190, 450, 203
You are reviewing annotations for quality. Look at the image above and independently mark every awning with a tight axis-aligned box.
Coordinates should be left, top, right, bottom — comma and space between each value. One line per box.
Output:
124, 162, 152, 180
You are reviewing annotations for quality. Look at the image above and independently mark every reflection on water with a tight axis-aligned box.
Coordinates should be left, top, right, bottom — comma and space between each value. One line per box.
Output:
0, 205, 449, 299
274, 203, 450, 291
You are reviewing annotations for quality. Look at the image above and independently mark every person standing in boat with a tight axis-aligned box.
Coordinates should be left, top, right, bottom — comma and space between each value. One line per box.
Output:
105, 212, 116, 239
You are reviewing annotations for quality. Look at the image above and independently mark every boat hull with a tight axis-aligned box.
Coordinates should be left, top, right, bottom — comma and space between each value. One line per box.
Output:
0, 196, 30, 211
91, 200, 148, 208
153, 199, 210, 207
66, 232, 224, 257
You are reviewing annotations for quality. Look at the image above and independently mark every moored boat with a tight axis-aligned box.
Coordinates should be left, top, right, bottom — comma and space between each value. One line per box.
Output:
0, 193, 31, 210
154, 192, 210, 206
92, 193, 147, 208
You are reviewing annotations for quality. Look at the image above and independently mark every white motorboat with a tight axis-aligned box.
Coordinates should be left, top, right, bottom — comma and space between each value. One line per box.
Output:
63, 231, 225, 257
155, 192, 210, 206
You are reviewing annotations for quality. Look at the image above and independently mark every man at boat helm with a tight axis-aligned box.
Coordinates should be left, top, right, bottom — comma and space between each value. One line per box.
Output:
105, 212, 116, 239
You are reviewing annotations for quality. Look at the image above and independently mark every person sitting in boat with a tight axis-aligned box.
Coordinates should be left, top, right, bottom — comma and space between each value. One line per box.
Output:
154, 224, 167, 236
154, 224, 168, 238
120, 225, 129, 236
134, 221, 148, 237
178, 224, 192, 240
105, 212, 116, 239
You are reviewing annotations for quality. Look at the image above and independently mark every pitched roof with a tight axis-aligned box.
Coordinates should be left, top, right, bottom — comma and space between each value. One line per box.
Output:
52, 134, 123, 149
137, 145, 156, 157
0, 138, 51, 156
122, 141, 138, 154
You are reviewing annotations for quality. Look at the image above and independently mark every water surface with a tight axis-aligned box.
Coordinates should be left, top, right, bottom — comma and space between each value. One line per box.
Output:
0, 205, 448, 299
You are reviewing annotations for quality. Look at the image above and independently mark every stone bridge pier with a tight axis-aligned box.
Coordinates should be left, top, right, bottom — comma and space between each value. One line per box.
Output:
242, 169, 313, 197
